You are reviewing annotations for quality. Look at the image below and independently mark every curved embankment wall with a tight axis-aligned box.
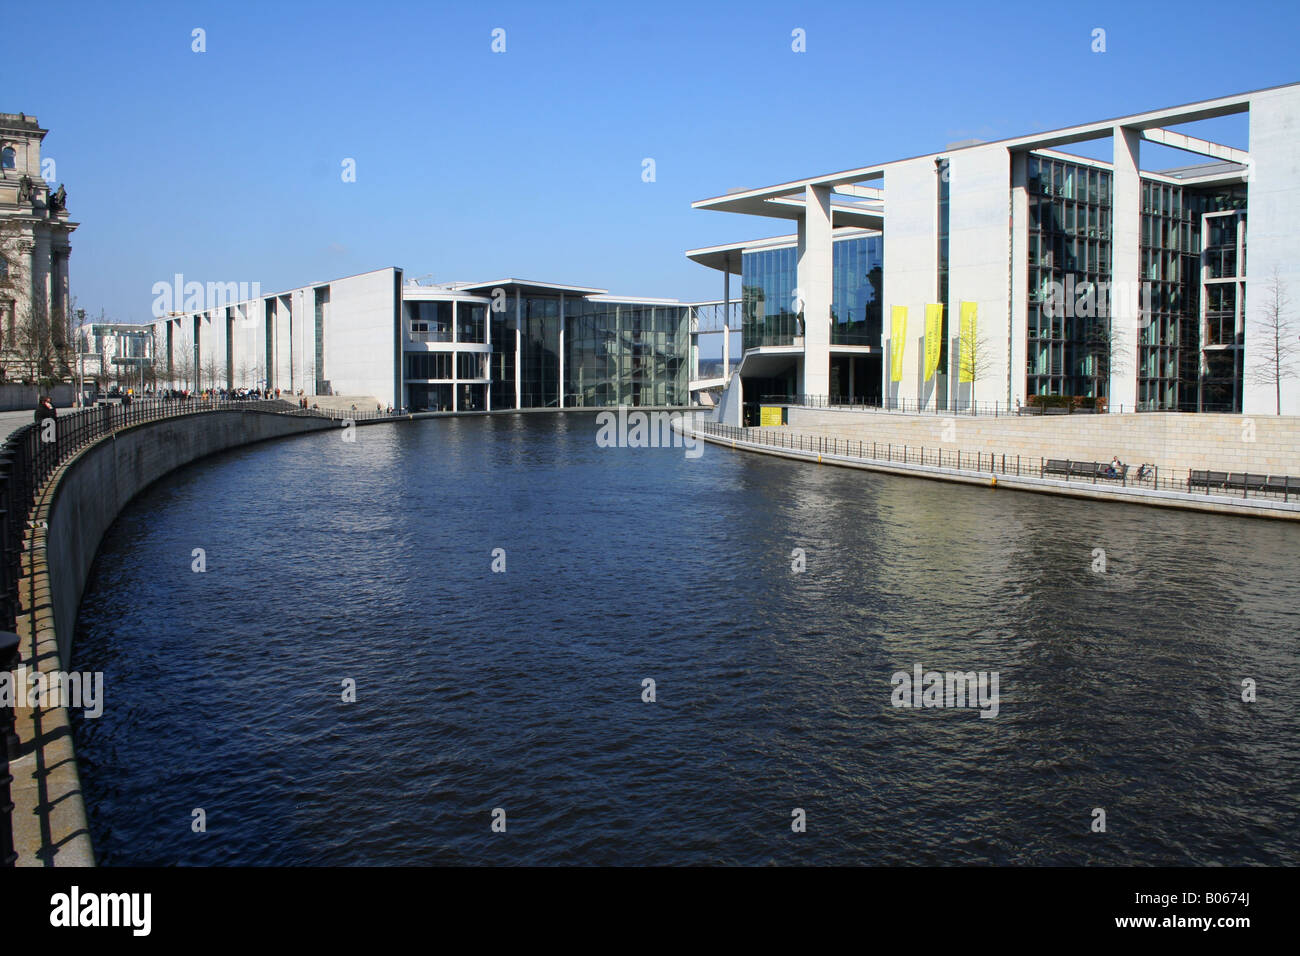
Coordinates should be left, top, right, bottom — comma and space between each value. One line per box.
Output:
14, 408, 338, 866
786, 407, 1300, 478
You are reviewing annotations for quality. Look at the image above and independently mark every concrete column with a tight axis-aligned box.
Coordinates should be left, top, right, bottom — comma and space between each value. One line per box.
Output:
514, 290, 522, 409
31, 233, 51, 324
1009, 152, 1030, 408
798, 184, 833, 398
558, 293, 565, 408
1111, 125, 1142, 412
723, 257, 731, 377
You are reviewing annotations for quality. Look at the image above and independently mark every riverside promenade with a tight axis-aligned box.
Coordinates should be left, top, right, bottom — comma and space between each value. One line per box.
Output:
684, 416, 1300, 520
1, 397, 408, 868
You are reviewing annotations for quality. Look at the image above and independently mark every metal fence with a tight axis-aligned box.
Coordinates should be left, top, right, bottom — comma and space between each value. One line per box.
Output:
759, 395, 1110, 417
698, 421, 1298, 502
0, 395, 378, 867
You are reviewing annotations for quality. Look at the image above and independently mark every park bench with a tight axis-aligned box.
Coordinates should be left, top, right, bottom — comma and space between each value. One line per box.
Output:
1042, 459, 1129, 482
1188, 471, 1298, 499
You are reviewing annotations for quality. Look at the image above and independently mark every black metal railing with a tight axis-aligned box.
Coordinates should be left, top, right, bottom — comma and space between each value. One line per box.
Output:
757, 395, 1114, 417
697, 421, 1299, 503
0, 394, 394, 866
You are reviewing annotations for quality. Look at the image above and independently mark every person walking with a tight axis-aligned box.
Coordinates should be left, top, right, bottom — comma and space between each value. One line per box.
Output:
34, 395, 57, 425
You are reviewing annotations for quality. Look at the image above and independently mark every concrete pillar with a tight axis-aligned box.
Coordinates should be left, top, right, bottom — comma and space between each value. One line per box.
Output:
31, 234, 51, 324
558, 293, 565, 408
1009, 152, 1030, 408
1111, 125, 1142, 412
514, 290, 522, 409
798, 184, 833, 398
722, 256, 731, 377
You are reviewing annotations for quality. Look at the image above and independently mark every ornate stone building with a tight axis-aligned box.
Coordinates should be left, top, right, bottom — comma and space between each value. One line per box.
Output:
0, 111, 77, 382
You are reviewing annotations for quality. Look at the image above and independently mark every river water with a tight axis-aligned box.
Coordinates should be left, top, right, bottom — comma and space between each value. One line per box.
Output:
71, 413, 1300, 865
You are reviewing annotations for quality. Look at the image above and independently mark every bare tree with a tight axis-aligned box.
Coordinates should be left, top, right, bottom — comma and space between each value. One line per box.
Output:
202, 353, 225, 393
1082, 317, 1128, 412
956, 326, 996, 414
1252, 267, 1297, 415
172, 328, 196, 391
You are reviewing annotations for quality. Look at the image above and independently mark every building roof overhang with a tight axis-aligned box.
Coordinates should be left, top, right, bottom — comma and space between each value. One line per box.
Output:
692, 82, 1294, 220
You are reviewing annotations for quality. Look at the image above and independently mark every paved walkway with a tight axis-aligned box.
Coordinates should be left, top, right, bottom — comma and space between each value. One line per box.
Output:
0, 406, 78, 441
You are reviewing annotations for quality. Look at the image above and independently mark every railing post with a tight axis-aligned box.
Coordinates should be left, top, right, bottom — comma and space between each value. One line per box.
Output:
1, 629, 20, 867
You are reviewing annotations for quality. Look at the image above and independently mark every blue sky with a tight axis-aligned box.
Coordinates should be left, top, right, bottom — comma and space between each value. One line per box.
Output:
5, 0, 1296, 326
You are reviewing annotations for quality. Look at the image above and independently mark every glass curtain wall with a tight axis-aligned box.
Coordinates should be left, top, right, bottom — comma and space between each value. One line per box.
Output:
564, 300, 688, 407
1026, 154, 1113, 398
741, 246, 799, 350
830, 235, 884, 346
1137, 180, 1246, 411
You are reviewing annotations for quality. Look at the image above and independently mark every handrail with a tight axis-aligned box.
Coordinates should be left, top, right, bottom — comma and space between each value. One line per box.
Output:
695, 421, 1295, 504
0, 395, 395, 867
754, 394, 1115, 417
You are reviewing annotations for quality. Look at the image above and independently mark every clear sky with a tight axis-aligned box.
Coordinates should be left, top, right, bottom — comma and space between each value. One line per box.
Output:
5, 0, 1296, 327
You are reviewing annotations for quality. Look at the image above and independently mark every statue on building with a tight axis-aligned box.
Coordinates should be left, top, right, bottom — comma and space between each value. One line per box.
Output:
17, 175, 33, 203
48, 184, 67, 213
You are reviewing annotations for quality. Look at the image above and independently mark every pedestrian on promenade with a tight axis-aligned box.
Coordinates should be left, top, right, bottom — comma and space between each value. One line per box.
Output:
35, 395, 57, 425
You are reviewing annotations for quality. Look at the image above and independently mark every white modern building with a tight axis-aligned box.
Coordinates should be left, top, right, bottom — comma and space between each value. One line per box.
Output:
72, 322, 154, 395
689, 82, 1300, 423
147, 268, 696, 411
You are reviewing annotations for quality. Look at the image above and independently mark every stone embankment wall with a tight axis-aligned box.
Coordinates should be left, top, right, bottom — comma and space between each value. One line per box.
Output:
786, 407, 1300, 478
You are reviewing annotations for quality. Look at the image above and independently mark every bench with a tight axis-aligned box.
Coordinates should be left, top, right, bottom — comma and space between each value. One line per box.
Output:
1042, 459, 1129, 482
1188, 471, 1298, 499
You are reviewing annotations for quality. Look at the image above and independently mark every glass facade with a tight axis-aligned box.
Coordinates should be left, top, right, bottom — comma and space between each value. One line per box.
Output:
1026, 154, 1113, 398
742, 235, 884, 353
405, 289, 690, 411
518, 296, 560, 408
741, 245, 799, 350
457, 303, 487, 344
564, 299, 688, 407
490, 309, 516, 410
406, 301, 453, 342
1137, 180, 1246, 411
313, 287, 329, 393
830, 235, 884, 346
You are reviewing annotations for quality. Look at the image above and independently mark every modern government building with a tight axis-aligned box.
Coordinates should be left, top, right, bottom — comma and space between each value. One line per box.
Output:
688, 81, 1300, 421
148, 270, 697, 411
146, 83, 1299, 419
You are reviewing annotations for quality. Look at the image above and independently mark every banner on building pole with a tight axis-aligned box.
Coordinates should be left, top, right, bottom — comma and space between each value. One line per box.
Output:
959, 301, 977, 384
890, 306, 907, 382
924, 304, 944, 381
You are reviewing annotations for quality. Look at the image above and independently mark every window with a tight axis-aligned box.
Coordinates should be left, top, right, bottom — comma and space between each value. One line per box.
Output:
1, 146, 15, 170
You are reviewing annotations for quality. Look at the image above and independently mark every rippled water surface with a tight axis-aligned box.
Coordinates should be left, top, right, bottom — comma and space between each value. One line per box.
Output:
72, 413, 1300, 865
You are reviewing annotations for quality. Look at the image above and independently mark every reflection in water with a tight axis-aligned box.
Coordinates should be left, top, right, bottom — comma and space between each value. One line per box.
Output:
72, 414, 1300, 865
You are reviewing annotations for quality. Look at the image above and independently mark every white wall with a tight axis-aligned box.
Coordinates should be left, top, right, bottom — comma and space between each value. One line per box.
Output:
1245, 85, 1300, 415
322, 268, 399, 406
948, 145, 1013, 410
882, 157, 938, 408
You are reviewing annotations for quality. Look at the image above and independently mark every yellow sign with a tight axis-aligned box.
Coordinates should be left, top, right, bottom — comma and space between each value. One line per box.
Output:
890, 306, 907, 382
924, 304, 944, 381
959, 301, 977, 384
759, 405, 784, 427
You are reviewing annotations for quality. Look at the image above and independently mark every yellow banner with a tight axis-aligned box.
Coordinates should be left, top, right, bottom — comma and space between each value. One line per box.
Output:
924, 304, 944, 381
759, 405, 784, 427
890, 306, 907, 382
959, 301, 977, 383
